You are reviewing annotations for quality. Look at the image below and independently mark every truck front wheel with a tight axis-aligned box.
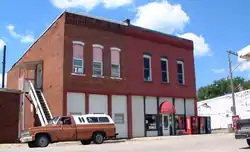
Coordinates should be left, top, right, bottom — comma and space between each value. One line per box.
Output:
28, 141, 37, 148
93, 133, 104, 144
35, 134, 50, 147
247, 139, 250, 147
81, 140, 92, 145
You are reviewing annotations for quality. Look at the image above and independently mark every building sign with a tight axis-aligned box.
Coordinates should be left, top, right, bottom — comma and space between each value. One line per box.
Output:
114, 113, 124, 124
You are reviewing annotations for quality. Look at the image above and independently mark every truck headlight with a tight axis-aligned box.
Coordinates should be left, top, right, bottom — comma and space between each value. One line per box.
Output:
21, 130, 30, 137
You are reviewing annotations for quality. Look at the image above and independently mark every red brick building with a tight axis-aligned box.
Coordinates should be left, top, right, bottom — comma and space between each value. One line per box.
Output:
7, 11, 197, 138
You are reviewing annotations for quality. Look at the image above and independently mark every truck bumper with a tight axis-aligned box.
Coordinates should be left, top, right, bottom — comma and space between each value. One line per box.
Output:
235, 133, 250, 139
108, 133, 119, 139
20, 136, 33, 143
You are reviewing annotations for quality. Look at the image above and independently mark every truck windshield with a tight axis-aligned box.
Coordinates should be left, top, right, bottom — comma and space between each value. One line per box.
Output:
47, 117, 59, 126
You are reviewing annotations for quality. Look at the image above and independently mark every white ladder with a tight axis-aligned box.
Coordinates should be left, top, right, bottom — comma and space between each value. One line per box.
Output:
28, 80, 52, 126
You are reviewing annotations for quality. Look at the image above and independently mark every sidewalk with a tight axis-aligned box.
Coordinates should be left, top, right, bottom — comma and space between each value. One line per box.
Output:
0, 132, 232, 148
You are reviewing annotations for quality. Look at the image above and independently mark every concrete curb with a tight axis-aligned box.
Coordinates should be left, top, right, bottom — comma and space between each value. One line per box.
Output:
128, 133, 234, 141
0, 139, 128, 148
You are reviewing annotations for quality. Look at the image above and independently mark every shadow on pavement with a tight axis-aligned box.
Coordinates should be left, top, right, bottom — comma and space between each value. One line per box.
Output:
239, 146, 250, 149
104, 140, 126, 144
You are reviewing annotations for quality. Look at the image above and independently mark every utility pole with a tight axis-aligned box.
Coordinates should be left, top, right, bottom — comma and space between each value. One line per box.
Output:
2, 45, 6, 88
227, 50, 237, 116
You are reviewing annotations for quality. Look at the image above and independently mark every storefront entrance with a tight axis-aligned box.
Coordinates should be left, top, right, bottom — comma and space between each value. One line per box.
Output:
159, 101, 175, 136
162, 114, 171, 136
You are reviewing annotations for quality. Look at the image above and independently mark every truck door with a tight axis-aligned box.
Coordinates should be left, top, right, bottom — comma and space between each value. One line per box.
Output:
57, 117, 77, 141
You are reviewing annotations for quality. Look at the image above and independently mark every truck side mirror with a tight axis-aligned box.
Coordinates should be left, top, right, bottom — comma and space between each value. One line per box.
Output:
58, 121, 63, 126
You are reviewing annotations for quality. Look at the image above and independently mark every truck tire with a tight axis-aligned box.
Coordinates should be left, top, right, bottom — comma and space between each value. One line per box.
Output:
80, 140, 92, 145
35, 134, 49, 147
247, 139, 250, 147
93, 133, 104, 144
28, 141, 37, 148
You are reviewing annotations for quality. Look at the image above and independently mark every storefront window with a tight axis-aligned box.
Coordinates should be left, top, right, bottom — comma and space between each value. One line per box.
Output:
145, 115, 157, 130
175, 115, 186, 130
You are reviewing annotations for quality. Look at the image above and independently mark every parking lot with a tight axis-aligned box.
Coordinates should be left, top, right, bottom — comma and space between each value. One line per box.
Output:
0, 133, 249, 152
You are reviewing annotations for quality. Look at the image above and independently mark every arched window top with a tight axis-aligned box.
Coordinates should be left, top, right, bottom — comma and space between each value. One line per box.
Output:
93, 44, 104, 49
143, 54, 151, 59
177, 60, 184, 64
73, 41, 85, 46
110, 47, 121, 52
161, 58, 168, 62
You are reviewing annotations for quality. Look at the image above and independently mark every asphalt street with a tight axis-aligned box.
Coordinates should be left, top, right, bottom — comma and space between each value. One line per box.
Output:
0, 133, 249, 152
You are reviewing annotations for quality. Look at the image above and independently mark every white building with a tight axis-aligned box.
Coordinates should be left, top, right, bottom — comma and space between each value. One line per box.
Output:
198, 89, 250, 129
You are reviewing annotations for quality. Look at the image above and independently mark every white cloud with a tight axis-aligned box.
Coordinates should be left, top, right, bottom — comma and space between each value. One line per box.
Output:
103, 0, 133, 8
132, 1, 210, 57
0, 39, 6, 50
179, 33, 212, 56
212, 68, 225, 74
50, 0, 133, 11
132, 0, 189, 34
6, 24, 35, 43
0, 73, 7, 88
237, 45, 250, 72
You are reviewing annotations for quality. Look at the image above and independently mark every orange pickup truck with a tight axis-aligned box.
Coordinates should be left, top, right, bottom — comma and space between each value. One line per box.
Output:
19, 114, 118, 148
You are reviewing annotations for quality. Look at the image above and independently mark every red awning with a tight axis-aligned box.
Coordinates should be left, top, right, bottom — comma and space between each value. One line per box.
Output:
160, 101, 176, 114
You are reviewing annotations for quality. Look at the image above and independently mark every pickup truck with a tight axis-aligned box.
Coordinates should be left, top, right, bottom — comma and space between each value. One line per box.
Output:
19, 114, 118, 148
234, 119, 250, 146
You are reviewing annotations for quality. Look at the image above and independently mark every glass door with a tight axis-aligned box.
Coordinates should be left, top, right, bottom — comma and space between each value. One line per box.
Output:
162, 114, 170, 136
35, 64, 43, 89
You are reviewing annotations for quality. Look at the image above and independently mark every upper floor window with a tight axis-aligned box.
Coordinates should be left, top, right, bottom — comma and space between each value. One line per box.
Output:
143, 54, 152, 82
177, 60, 185, 85
111, 47, 121, 78
161, 57, 169, 83
72, 41, 84, 74
92, 44, 104, 77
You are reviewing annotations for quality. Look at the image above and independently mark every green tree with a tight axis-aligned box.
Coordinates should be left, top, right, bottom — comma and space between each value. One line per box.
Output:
197, 76, 247, 101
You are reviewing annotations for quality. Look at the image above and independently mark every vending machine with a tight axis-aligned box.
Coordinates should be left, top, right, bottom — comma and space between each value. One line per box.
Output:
232, 115, 239, 132
186, 116, 199, 135
199, 116, 206, 134
198, 116, 211, 134
205, 116, 211, 134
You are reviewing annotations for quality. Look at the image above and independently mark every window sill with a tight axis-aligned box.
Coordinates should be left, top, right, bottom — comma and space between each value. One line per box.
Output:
144, 80, 153, 83
162, 82, 170, 85
177, 83, 187, 86
92, 75, 104, 78
111, 77, 122, 80
71, 73, 86, 76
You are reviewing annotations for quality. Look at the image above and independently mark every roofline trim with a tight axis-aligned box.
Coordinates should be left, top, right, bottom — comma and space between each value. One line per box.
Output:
66, 11, 192, 45
65, 10, 129, 26
130, 25, 193, 44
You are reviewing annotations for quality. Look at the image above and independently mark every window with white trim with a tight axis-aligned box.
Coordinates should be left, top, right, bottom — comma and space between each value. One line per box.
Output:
111, 47, 121, 78
177, 60, 185, 85
143, 54, 152, 81
92, 44, 104, 77
72, 41, 84, 74
161, 58, 169, 83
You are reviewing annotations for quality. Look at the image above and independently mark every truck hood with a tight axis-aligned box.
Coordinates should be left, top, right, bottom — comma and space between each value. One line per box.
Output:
27, 125, 59, 132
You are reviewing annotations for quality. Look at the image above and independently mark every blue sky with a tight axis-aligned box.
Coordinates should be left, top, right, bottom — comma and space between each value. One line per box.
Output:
0, 0, 250, 89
